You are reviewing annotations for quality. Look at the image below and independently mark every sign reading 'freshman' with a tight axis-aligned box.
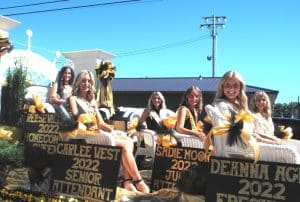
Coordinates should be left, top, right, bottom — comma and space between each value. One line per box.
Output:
51, 141, 122, 202
150, 145, 208, 191
206, 156, 300, 202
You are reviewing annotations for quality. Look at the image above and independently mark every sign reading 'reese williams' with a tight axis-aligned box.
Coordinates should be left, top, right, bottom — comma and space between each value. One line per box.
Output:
51, 141, 122, 202
206, 156, 300, 202
150, 145, 208, 191
23, 113, 60, 154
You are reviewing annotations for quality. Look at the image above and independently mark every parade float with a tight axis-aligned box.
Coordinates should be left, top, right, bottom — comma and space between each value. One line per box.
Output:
1, 15, 300, 202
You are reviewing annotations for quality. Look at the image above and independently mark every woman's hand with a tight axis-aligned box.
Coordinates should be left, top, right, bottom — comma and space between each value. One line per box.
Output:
195, 131, 206, 142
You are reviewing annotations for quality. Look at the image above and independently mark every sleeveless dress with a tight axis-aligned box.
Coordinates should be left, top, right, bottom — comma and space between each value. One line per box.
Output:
54, 84, 73, 121
172, 106, 205, 148
67, 96, 117, 146
146, 109, 167, 132
254, 112, 300, 156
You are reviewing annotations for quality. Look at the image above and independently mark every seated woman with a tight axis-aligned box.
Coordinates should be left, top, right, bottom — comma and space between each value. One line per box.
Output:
174, 86, 209, 148
68, 70, 149, 193
49, 66, 74, 120
135, 91, 174, 164
205, 70, 299, 164
139, 91, 174, 132
251, 90, 300, 153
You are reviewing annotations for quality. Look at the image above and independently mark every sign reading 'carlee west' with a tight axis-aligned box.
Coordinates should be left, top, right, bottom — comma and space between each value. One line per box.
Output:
150, 145, 208, 191
51, 141, 122, 202
206, 156, 300, 202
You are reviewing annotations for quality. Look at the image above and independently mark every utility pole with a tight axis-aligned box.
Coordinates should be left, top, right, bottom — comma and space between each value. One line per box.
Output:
200, 15, 226, 77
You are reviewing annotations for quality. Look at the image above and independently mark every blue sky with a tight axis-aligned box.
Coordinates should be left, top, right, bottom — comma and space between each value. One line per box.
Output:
2, 0, 300, 104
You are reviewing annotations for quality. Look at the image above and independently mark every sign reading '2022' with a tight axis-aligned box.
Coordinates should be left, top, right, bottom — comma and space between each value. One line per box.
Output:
206, 156, 300, 202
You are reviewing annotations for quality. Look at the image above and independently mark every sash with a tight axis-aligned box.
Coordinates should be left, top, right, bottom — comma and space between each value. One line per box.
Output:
150, 110, 163, 127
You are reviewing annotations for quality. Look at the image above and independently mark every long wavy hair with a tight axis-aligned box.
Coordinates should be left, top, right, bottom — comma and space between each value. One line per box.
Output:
72, 70, 96, 102
214, 70, 248, 111
251, 91, 272, 119
179, 86, 203, 113
147, 91, 167, 110
55, 66, 74, 98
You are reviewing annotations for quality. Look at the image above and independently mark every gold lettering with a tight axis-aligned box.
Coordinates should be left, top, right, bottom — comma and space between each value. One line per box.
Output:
152, 179, 176, 190
93, 147, 120, 160
56, 143, 92, 158
27, 133, 59, 144
65, 169, 101, 185
53, 180, 113, 201
210, 159, 270, 180
275, 166, 300, 183
184, 149, 206, 161
26, 114, 46, 123
165, 170, 180, 181
211, 158, 220, 174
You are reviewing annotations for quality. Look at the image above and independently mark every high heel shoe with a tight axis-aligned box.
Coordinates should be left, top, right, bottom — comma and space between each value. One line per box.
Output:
133, 179, 150, 193
122, 178, 137, 192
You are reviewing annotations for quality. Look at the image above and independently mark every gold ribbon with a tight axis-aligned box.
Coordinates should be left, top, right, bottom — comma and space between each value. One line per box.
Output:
27, 94, 45, 113
0, 33, 13, 57
127, 117, 139, 131
60, 113, 99, 140
156, 134, 177, 147
206, 110, 260, 163
95, 61, 116, 116
162, 116, 177, 129
278, 125, 293, 139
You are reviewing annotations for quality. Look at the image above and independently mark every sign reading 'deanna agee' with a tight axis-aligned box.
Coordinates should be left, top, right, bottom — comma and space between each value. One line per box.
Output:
51, 141, 122, 202
206, 156, 300, 202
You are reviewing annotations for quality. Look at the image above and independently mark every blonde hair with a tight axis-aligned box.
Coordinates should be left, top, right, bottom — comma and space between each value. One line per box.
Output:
72, 70, 96, 102
179, 86, 203, 113
215, 70, 248, 111
251, 91, 272, 119
147, 91, 166, 110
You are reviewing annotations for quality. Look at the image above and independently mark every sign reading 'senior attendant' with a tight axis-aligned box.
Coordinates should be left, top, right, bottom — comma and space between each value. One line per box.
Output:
206, 156, 300, 202
150, 145, 208, 191
51, 141, 122, 202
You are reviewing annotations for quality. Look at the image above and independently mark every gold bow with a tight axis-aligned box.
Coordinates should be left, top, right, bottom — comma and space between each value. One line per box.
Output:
28, 94, 45, 113
205, 110, 260, 163
0, 31, 13, 57
278, 125, 293, 139
95, 61, 116, 115
156, 134, 177, 147
127, 117, 139, 131
76, 113, 99, 136
162, 116, 177, 129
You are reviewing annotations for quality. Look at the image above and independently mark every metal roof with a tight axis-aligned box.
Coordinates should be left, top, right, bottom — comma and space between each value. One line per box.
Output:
112, 77, 279, 94
0, 15, 20, 31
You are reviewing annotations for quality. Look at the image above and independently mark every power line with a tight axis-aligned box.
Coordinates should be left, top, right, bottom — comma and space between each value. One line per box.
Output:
116, 35, 210, 57
11, 35, 209, 58
0, 0, 69, 10
3, 0, 153, 16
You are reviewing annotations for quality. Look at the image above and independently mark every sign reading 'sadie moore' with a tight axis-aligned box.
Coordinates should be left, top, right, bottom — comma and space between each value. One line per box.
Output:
51, 141, 122, 202
206, 156, 300, 202
150, 145, 208, 191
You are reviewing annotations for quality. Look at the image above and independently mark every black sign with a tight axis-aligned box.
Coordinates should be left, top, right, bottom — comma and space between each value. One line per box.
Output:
150, 145, 208, 191
206, 156, 300, 202
51, 141, 122, 202
23, 113, 60, 155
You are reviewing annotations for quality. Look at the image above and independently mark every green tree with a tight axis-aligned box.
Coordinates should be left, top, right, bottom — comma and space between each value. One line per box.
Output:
1, 63, 30, 126
273, 102, 297, 118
